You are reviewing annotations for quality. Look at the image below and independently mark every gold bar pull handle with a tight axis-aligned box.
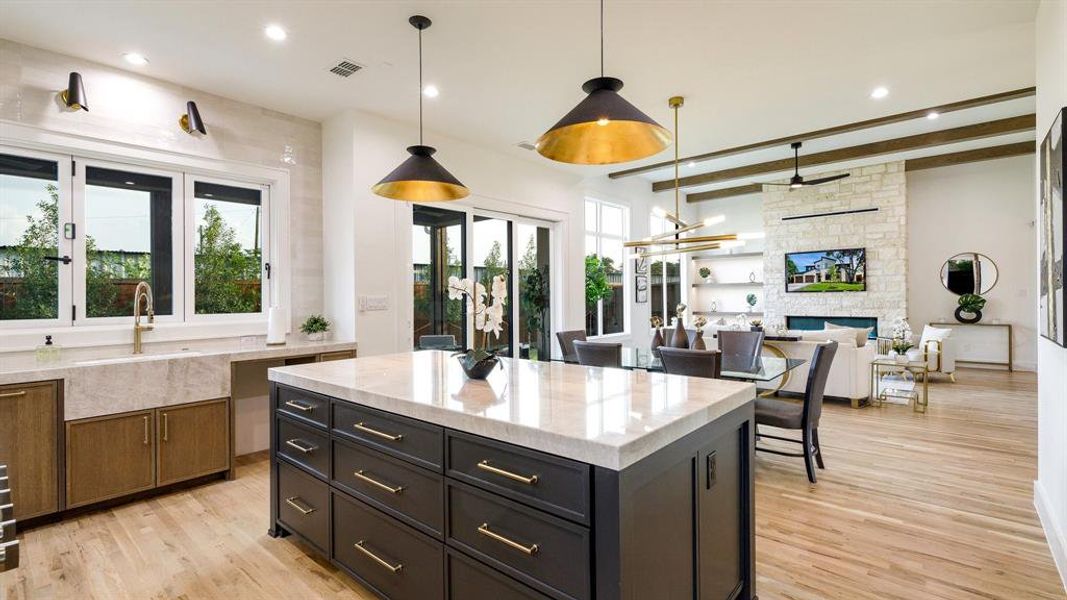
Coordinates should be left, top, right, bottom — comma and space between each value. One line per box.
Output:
284, 400, 314, 413
353, 469, 404, 495
354, 540, 403, 573
477, 460, 539, 485
0, 391, 27, 399
354, 421, 403, 442
284, 496, 315, 515
142, 415, 149, 445
162, 413, 169, 442
284, 439, 316, 454
477, 523, 539, 555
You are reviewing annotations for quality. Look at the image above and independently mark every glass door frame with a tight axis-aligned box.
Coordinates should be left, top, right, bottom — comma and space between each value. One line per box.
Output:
412, 205, 468, 349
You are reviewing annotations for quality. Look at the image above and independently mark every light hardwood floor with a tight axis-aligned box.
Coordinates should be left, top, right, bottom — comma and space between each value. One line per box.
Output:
1, 368, 1062, 599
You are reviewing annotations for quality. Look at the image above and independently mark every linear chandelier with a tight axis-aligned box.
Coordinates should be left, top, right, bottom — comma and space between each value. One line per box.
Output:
626, 96, 764, 259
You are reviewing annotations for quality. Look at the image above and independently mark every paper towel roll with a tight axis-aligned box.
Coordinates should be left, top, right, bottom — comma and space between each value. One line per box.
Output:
266, 306, 286, 345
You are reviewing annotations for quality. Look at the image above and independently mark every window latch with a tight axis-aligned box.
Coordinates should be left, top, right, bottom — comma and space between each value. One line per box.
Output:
265, 262, 271, 279
43, 255, 72, 265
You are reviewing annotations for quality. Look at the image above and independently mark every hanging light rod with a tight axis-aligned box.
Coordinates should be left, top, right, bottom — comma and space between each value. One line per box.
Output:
624, 234, 738, 248
372, 15, 469, 202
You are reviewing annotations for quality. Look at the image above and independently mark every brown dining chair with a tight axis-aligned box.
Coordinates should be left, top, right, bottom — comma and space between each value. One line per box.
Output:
663, 327, 698, 348
718, 330, 765, 372
755, 341, 838, 483
659, 347, 723, 379
572, 340, 622, 368
556, 330, 587, 360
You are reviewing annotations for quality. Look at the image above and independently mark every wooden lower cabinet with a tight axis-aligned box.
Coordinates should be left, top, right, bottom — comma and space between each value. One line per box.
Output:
0, 381, 60, 520
157, 399, 229, 486
66, 410, 156, 508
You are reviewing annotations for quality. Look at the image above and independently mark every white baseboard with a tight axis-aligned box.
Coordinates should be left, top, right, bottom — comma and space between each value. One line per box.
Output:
1035, 479, 1067, 593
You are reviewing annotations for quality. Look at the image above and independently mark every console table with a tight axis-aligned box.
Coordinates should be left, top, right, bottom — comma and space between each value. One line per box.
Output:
928, 322, 1013, 371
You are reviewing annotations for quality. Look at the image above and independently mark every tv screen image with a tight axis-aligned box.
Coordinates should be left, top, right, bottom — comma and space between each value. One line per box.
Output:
785, 248, 866, 292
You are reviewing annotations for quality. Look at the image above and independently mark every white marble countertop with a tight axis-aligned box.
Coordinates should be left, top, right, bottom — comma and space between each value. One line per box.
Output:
268, 350, 755, 471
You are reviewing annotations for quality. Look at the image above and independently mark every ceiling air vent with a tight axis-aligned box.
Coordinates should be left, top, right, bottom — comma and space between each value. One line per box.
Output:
328, 59, 364, 78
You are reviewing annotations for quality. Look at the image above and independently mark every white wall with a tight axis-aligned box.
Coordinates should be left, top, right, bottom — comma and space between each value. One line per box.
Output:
1035, 0, 1067, 591
907, 156, 1037, 370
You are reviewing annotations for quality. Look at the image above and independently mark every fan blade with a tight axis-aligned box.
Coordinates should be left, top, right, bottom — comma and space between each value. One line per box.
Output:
802, 173, 850, 186
759, 182, 796, 187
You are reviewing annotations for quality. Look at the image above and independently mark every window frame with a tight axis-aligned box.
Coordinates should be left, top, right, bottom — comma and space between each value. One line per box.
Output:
648, 213, 684, 328
584, 196, 630, 338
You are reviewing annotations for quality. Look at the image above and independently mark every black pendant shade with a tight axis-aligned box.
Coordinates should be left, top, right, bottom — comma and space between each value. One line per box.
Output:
60, 72, 88, 111
536, 77, 671, 164
180, 101, 207, 135
373, 15, 468, 202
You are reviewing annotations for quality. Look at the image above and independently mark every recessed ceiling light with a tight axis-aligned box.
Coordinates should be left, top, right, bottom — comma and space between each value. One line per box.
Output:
264, 24, 287, 41
926, 111, 940, 120
869, 86, 889, 99
422, 84, 439, 98
123, 53, 148, 66
124, 180, 136, 185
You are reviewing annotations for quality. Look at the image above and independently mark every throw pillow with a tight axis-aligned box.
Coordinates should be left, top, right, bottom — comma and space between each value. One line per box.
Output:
800, 328, 856, 347
824, 322, 873, 347
920, 325, 952, 350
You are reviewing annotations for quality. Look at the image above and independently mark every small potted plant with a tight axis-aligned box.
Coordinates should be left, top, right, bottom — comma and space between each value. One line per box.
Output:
698, 266, 712, 282
448, 275, 507, 379
692, 315, 708, 349
955, 293, 986, 324
745, 293, 758, 312
750, 319, 763, 332
300, 314, 330, 341
889, 318, 914, 362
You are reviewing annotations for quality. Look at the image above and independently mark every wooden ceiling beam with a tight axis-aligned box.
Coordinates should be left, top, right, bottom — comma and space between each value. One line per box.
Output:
685, 184, 764, 203
653, 114, 1035, 192
608, 87, 1035, 179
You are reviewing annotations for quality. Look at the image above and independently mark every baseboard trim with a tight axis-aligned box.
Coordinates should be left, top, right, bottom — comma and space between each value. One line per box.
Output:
1035, 479, 1067, 593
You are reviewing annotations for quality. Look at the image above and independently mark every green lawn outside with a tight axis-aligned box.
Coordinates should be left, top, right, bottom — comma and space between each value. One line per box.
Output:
796, 282, 865, 292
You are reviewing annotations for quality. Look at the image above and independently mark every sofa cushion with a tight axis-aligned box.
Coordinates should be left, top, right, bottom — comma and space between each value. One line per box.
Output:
824, 322, 873, 347
799, 328, 858, 347
920, 325, 952, 345
755, 397, 804, 429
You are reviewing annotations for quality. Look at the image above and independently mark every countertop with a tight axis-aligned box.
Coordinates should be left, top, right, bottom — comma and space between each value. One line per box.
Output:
268, 350, 755, 471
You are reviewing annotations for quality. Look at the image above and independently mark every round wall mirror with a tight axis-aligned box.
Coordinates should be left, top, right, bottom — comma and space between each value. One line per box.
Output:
940, 252, 998, 295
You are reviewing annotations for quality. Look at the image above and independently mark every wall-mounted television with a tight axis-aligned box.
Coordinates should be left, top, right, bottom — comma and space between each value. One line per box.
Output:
785, 248, 866, 293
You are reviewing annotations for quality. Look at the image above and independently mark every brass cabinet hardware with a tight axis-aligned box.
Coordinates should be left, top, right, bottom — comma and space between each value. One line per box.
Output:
284, 400, 314, 413
0, 391, 27, 399
162, 413, 169, 442
354, 540, 403, 573
353, 469, 404, 495
142, 415, 149, 445
284, 496, 315, 515
477, 460, 539, 485
354, 422, 404, 442
284, 439, 316, 454
477, 523, 540, 555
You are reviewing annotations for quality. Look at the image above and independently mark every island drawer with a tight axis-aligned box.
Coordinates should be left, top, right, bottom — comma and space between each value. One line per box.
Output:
333, 402, 443, 472
446, 431, 591, 525
276, 385, 330, 430
333, 491, 443, 600
277, 461, 329, 553
446, 482, 590, 600
277, 416, 330, 479
447, 548, 550, 600
332, 438, 444, 539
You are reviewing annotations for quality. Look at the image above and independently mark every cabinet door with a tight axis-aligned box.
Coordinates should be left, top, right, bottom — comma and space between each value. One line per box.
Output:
157, 399, 229, 486
0, 381, 59, 519
66, 411, 155, 508
697, 429, 744, 600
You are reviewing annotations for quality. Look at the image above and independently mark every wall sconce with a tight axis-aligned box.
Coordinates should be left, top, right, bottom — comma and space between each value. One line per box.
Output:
58, 72, 88, 111
179, 101, 207, 135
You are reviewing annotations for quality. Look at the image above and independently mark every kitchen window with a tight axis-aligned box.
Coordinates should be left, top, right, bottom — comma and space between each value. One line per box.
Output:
649, 214, 683, 326
584, 197, 628, 337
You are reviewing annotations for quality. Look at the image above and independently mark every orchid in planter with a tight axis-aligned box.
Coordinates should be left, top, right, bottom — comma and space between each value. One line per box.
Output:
448, 274, 508, 379
889, 317, 914, 360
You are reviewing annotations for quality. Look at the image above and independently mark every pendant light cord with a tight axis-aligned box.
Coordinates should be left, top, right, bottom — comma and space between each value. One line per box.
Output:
600, 0, 604, 77
418, 26, 424, 145
674, 103, 680, 240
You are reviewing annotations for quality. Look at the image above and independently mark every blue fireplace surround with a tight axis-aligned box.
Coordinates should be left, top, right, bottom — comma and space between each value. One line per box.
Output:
787, 316, 879, 339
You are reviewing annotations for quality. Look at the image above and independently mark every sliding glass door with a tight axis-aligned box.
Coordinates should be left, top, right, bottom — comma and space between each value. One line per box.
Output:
516, 223, 551, 360
412, 205, 466, 348
472, 215, 512, 356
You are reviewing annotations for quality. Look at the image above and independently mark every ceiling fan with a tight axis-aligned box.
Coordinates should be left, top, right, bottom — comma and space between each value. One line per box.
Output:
762, 141, 850, 189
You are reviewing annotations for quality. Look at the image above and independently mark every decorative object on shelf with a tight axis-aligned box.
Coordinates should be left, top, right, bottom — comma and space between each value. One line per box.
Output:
890, 318, 914, 363
536, 0, 669, 164
650, 316, 664, 356
373, 15, 469, 202
709, 299, 718, 313
692, 316, 708, 350
299, 314, 330, 341
745, 293, 758, 311
760, 142, 849, 189
750, 319, 763, 332
1039, 106, 1064, 347
940, 252, 998, 295
749, 271, 757, 283
699, 266, 711, 282
635, 274, 648, 303
58, 72, 88, 111
179, 101, 207, 135
734, 313, 748, 330
448, 274, 507, 379
954, 293, 986, 324
785, 248, 866, 293
671, 303, 689, 348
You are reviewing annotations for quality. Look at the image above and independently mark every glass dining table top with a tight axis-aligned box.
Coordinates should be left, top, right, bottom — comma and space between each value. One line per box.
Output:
555, 347, 806, 382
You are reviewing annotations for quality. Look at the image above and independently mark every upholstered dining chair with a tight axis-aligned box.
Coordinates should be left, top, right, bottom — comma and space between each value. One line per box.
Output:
556, 330, 587, 359
718, 330, 765, 372
418, 334, 458, 350
755, 341, 838, 483
659, 347, 723, 379
663, 328, 698, 348
572, 340, 622, 368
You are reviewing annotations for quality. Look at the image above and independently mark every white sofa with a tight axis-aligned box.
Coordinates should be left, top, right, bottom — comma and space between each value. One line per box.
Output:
758, 331, 876, 406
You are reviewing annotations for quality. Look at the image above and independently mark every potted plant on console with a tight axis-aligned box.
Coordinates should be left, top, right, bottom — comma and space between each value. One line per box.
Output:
448, 274, 507, 379
300, 314, 330, 341
955, 293, 986, 324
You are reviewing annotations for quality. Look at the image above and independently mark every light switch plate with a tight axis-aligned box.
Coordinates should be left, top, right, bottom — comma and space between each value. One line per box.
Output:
359, 295, 389, 311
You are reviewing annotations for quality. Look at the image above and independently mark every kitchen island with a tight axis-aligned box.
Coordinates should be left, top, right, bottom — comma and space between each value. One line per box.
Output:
267, 350, 756, 600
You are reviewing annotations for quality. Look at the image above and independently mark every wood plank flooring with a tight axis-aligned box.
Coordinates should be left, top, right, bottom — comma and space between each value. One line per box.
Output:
1, 368, 1062, 599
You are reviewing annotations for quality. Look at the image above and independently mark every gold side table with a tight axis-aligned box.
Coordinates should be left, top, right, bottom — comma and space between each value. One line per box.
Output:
870, 357, 929, 413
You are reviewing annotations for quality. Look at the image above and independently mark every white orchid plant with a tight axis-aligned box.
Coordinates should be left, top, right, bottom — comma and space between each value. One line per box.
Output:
890, 317, 914, 354
448, 274, 508, 363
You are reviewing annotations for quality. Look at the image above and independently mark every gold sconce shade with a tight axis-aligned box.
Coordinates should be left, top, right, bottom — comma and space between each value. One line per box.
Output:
59, 72, 88, 111
536, 77, 671, 165
372, 145, 470, 202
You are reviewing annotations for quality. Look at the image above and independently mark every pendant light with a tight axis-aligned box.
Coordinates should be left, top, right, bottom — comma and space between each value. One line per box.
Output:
373, 15, 469, 202
536, 0, 671, 164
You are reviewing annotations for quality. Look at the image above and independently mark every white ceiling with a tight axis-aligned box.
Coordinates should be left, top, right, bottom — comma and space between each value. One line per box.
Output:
0, 1, 1039, 177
